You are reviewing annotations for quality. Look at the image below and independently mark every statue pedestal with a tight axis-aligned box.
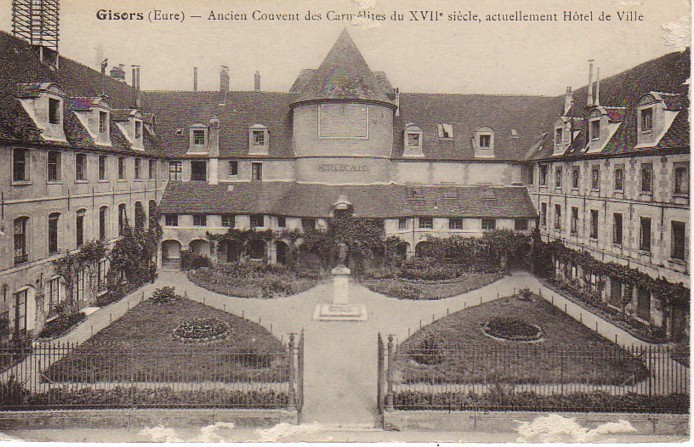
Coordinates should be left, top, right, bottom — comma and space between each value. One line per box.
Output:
313, 266, 367, 321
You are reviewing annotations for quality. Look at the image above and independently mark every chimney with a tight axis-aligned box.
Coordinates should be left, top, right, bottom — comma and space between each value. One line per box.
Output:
594, 67, 601, 107
110, 64, 125, 81
131, 65, 141, 108
254, 71, 261, 92
587, 59, 594, 107
394, 87, 400, 117
194, 67, 198, 92
563, 86, 573, 115
220, 66, 230, 93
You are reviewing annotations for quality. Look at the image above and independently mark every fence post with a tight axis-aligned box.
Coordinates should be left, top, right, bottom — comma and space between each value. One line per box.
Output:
385, 334, 395, 411
559, 345, 564, 412
288, 333, 297, 411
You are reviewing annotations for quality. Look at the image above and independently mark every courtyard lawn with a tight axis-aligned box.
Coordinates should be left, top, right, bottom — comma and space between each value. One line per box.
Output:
44, 296, 288, 383
187, 264, 321, 298
394, 293, 650, 385
362, 272, 504, 300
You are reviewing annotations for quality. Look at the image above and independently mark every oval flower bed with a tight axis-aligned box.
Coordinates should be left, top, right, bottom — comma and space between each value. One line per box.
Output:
483, 317, 543, 342
172, 317, 230, 343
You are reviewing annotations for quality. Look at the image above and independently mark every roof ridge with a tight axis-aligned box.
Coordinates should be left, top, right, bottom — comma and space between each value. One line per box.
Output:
401, 92, 554, 99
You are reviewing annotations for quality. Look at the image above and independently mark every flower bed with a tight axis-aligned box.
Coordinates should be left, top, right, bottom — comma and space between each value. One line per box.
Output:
38, 311, 86, 339
363, 271, 504, 300
483, 317, 543, 342
188, 264, 320, 299
172, 318, 230, 343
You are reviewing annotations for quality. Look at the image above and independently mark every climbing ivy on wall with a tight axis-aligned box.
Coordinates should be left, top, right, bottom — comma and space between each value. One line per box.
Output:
53, 240, 107, 309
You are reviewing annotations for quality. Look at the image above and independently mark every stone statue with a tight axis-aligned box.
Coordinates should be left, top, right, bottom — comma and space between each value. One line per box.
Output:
337, 241, 349, 267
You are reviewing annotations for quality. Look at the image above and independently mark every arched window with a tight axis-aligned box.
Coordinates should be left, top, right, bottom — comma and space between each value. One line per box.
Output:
76, 209, 86, 247
118, 203, 128, 235
14, 217, 29, 265
248, 240, 266, 260
48, 213, 60, 254
148, 200, 157, 228
403, 124, 423, 157
134, 202, 145, 230
99, 206, 108, 240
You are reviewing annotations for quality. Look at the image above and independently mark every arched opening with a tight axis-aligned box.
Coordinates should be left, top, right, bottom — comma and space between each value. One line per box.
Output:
248, 240, 267, 261
220, 240, 243, 263
276, 241, 289, 265
415, 241, 434, 258
189, 239, 211, 257
148, 200, 157, 228
396, 242, 410, 264
161, 240, 182, 268
134, 202, 146, 230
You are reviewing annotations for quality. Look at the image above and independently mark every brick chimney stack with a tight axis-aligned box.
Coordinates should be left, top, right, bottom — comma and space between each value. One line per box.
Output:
220, 66, 230, 93
254, 71, 261, 92
587, 60, 594, 107
563, 86, 573, 115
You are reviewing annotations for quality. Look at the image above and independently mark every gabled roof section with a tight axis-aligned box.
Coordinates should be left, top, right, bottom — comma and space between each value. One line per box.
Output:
291, 30, 394, 106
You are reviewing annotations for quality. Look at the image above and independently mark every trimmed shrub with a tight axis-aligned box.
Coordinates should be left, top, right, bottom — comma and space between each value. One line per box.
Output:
150, 286, 181, 304
181, 250, 212, 271
410, 333, 444, 365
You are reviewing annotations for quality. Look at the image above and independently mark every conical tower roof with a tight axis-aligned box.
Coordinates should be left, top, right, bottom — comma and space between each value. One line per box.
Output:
292, 30, 394, 105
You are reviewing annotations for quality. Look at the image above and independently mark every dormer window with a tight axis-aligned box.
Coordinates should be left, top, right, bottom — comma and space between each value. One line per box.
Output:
474, 127, 494, 157
641, 108, 653, 132
99, 111, 108, 133
403, 124, 423, 157
193, 129, 205, 145
555, 128, 563, 145
248, 124, 269, 155
437, 124, 453, 139
590, 119, 600, 140
135, 121, 142, 140
113, 109, 144, 150
48, 98, 61, 124
71, 97, 111, 146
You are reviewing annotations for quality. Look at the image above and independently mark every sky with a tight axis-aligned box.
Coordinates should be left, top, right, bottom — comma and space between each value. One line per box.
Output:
0, 0, 690, 96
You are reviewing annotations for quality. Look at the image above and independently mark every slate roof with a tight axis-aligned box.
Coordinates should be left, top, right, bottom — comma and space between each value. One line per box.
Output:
0, 31, 163, 156
291, 30, 394, 105
529, 48, 690, 161
158, 181, 537, 219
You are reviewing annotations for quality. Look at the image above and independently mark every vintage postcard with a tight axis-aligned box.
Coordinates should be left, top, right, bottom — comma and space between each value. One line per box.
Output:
0, 0, 689, 443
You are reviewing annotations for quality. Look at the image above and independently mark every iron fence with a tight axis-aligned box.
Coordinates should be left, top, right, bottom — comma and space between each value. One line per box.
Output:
377, 334, 689, 414
0, 337, 304, 411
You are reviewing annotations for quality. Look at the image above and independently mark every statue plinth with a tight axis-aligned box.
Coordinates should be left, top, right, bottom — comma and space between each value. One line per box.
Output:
313, 265, 367, 321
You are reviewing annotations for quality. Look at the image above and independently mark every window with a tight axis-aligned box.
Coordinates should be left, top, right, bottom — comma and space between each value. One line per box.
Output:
539, 165, 548, 186
76, 154, 87, 181
570, 207, 578, 235
229, 161, 238, 176
99, 111, 108, 133
118, 157, 126, 180
407, 132, 420, 148
46, 277, 61, 317
98, 155, 107, 180
48, 213, 59, 254
252, 163, 263, 181
118, 204, 127, 235
613, 213, 623, 245
192, 129, 205, 145
398, 218, 408, 230
250, 215, 265, 228
13, 289, 27, 337
514, 219, 528, 231
164, 214, 178, 226
97, 259, 108, 291
449, 218, 463, 230
99, 207, 108, 240
13, 149, 28, 182
134, 202, 145, 230
14, 217, 28, 265
639, 217, 651, 252
74, 269, 86, 304
674, 166, 689, 195
193, 214, 207, 226
554, 127, 563, 145
614, 166, 624, 192
418, 217, 433, 229
148, 159, 155, 179
671, 221, 686, 260
169, 161, 182, 181
277, 216, 286, 228
48, 98, 61, 124
553, 205, 562, 229
590, 210, 599, 240
555, 167, 562, 189
571, 167, 579, 190
636, 288, 651, 321
135, 121, 142, 139
437, 124, 453, 139
301, 218, 316, 230
590, 119, 600, 140
44, 151, 60, 182
481, 218, 496, 231
641, 108, 653, 132
191, 161, 207, 181
252, 130, 265, 146
222, 215, 235, 228
591, 167, 600, 191
134, 158, 141, 180
76, 209, 86, 247
479, 134, 491, 148
640, 163, 652, 193
540, 203, 547, 227
248, 240, 266, 260
609, 278, 622, 308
